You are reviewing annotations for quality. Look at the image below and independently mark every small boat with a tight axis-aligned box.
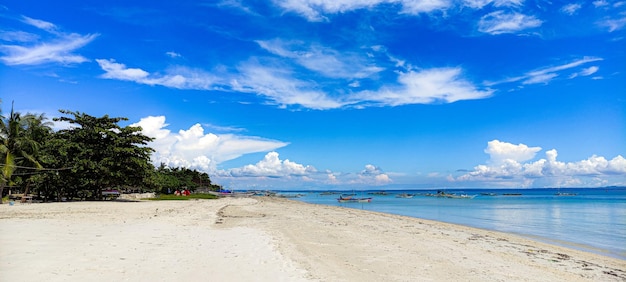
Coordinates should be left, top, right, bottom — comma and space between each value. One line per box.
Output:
395, 193, 414, 198
555, 192, 577, 196
337, 196, 372, 203
480, 192, 497, 196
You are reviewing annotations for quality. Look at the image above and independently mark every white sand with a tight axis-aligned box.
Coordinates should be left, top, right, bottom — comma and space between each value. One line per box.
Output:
1, 197, 624, 281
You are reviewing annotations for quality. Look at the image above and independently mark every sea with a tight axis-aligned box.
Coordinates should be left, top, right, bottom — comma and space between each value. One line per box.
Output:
284, 187, 626, 260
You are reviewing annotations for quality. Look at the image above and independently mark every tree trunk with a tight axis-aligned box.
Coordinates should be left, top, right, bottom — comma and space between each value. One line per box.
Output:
21, 182, 31, 203
0, 182, 4, 204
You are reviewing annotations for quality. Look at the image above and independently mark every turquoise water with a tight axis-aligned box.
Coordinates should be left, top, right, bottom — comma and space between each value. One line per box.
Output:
289, 188, 626, 260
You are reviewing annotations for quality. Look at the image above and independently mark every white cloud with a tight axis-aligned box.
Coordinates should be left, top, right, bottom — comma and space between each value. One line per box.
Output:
478, 11, 542, 35
580, 66, 599, 76
256, 39, 384, 79
226, 151, 317, 177
560, 3, 582, 15
21, 16, 57, 33
165, 51, 182, 58
457, 140, 626, 187
570, 66, 600, 78
273, 0, 452, 21
593, 0, 609, 8
484, 140, 541, 164
97, 59, 222, 89
0, 16, 97, 66
0, 31, 39, 43
399, 0, 451, 14
463, 0, 523, 9
350, 164, 392, 185
0, 33, 97, 66
598, 16, 626, 32
232, 61, 345, 109
486, 57, 603, 86
131, 116, 288, 171
354, 67, 493, 106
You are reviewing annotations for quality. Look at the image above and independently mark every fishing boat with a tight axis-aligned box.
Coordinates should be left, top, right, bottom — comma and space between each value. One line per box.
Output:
395, 193, 414, 198
337, 196, 372, 203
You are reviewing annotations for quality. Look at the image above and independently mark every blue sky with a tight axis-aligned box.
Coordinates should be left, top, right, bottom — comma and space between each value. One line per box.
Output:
1, 0, 625, 190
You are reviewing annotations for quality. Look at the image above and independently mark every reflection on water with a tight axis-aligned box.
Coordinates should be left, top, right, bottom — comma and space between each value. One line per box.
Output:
294, 188, 626, 260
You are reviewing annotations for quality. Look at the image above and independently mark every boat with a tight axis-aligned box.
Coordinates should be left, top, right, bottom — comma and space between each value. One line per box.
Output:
337, 196, 372, 203
395, 193, 414, 198
555, 192, 577, 196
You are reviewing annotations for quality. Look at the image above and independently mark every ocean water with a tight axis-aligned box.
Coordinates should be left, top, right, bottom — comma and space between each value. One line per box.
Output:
288, 188, 626, 260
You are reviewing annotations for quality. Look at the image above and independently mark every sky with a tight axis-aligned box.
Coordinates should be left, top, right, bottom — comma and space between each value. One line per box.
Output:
0, 0, 625, 190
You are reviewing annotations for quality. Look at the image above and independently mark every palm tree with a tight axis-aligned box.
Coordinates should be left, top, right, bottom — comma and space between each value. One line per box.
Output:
0, 103, 43, 204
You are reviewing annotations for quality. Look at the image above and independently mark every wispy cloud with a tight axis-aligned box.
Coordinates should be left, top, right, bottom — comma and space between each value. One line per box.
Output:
232, 60, 345, 109
256, 39, 384, 79
96, 59, 223, 89
20, 16, 57, 33
560, 3, 582, 16
0, 16, 97, 66
598, 16, 626, 32
463, 0, 524, 9
272, 0, 453, 21
165, 51, 182, 58
353, 67, 493, 106
485, 57, 603, 86
97, 54, 491, 109
478, 11, 542, 35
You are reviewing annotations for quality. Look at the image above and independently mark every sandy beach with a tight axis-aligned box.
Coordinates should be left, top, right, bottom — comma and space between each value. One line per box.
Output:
1, 197, 624, 281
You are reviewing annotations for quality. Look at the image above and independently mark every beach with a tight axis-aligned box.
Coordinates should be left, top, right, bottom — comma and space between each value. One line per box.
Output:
1, 197, 624, 281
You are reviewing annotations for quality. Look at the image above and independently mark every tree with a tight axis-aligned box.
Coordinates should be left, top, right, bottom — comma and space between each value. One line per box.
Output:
0, 103, 44, 204
53, 110, 154, 200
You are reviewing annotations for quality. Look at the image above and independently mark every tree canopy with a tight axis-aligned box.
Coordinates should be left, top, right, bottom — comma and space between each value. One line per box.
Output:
0, 105, 222, 203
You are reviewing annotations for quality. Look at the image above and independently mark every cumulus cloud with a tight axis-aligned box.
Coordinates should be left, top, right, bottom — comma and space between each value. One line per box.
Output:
477, 11, 542, 35
352, 164, 392, 185
214, 153, 393, 188
457, 140, 626, 187
131, 116, 288, 171
484, 140, 542, 164
225, 151, 317, 177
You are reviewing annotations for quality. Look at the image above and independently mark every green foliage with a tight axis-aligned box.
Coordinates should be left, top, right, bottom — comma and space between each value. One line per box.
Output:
0, 103, 48, 203
0, 104, 223, 203
49, 110, 155, 200
150, 163, 218, 194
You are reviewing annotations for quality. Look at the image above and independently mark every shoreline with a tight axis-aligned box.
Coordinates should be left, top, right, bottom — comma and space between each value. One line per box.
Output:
1, 197, 625, 281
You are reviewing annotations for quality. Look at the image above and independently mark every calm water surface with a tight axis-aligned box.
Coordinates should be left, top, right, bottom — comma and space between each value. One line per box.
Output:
290, 188, 626, 260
